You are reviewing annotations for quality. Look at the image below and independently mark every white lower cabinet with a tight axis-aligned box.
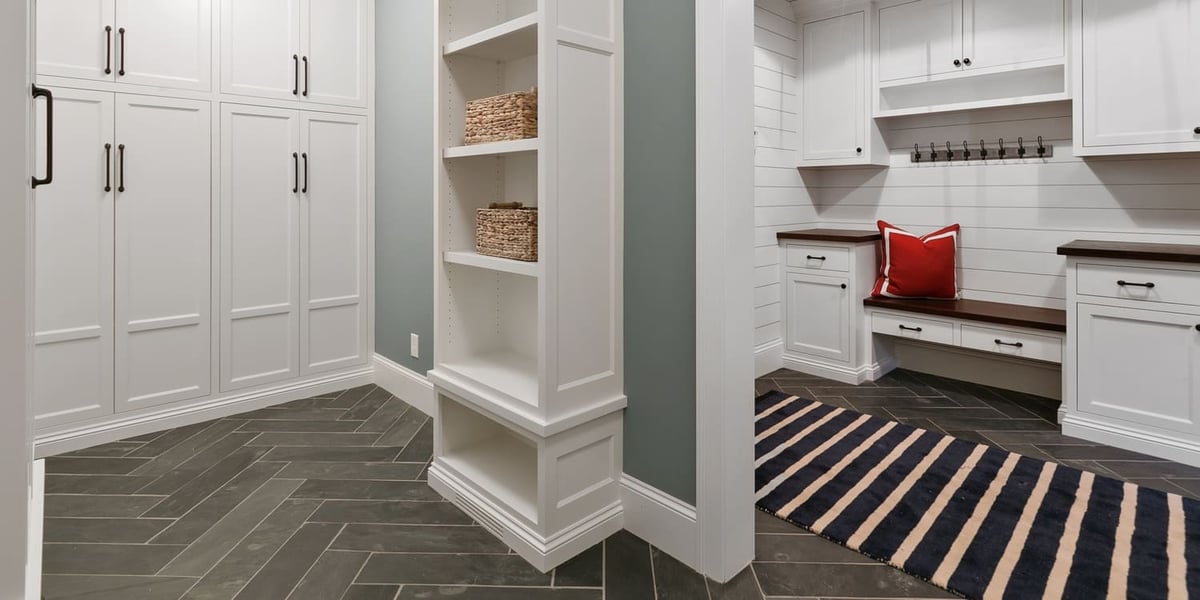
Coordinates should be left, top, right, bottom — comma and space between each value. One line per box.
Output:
785, 272, 850, 362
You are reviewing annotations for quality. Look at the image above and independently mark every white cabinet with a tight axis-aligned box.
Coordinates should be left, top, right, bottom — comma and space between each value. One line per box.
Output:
114, 95, 213, 413
33, 89, 115, 429
221, 0, 368, 108
785, 272, 851, 362
1075, 0, 1200, 155
877, 0, 961, 82
36, 0, 211, 91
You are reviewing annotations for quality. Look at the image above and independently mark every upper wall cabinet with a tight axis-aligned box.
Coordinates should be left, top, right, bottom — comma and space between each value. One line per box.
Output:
221, 0, 368, 108
37, 0, 212, 92
1074, 0, 1200, 156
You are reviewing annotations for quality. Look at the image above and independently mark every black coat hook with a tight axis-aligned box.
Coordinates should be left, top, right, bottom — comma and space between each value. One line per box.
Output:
930, 142, 938, 161
1037, 135, 1046, 157
979, 139, 988, 160
1018, 136, 1026, 157
962, 140, 971, 160
998, 137, 1006, 158
914, 143, 921, 162
946, 141, 954, 161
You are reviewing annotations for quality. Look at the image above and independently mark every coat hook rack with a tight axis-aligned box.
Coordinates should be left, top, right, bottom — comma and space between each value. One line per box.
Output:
908, 135, 1054, 163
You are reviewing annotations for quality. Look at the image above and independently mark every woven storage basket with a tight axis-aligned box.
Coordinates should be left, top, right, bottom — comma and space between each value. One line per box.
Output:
476, 203, 538, 262
464, 88, 538, 145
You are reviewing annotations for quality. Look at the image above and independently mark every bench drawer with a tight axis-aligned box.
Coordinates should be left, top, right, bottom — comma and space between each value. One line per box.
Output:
785, 244, 849, 272
960, 324, 1063, 364
1077, 263, 1200, 308
871, 311, 955, 345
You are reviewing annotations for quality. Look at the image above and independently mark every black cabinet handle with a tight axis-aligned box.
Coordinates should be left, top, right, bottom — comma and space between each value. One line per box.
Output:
104, 26, 113, 75
117, 144, 125, 193
118, 28, 126, 76
963, 57, 972, 66
1117, 280, 1155, 289
953, 59, 962, 67
840, 283, 847, 290
293, 152, 299, 193
898, 324, 923, 333
293, 55, 299, 96
301, 152, 308, 193
806, 255, 826, 261
994, 339, 1024, 348
32, 85, 53, 189
302, 56, 309, 97
104, 143, 112, 192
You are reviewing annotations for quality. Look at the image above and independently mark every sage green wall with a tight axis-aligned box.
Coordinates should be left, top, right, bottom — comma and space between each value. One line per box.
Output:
374, 0, 698, 504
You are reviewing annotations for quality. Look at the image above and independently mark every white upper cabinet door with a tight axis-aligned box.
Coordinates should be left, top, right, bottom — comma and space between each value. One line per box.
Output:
114, 95, 213, 412
302, 0, 369, 107
33, 89, 115, 429
221, 0, 302, 101
1080, 0, 1200, 150
801, 12, 866, 161
300, 112, 367, 374
36, 0, 117, 82
877, 0, 963, 82
964, 0, 1065, 71
114, 0, 212, 91
220, 105, 301, 392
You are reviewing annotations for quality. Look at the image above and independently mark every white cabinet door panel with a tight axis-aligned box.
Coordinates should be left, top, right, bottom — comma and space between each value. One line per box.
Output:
37, 0, 116, 82
964, 0, 1064, 71
114, 0, 212, 91
302, 0, 369, 107
115, 95, 212, 411
877, 0, 962, 82
221, 105, 300, 392
221, 0, 301, 101
34, 89, 115, 428
300, 112, 367, 374
802, 12, 866, 161
785, 272, 850, 362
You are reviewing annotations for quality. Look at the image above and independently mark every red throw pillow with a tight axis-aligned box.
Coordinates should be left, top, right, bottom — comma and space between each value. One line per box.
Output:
872, 221, 960, 299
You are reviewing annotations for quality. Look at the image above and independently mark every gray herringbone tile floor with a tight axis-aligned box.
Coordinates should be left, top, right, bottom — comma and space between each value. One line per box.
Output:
41, 369, 1200, 599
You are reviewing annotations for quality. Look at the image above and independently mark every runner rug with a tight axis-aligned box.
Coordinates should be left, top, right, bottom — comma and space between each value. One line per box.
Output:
755, 390, 1200, 599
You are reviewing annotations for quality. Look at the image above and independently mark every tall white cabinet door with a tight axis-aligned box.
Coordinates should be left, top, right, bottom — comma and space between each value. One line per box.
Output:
785, 272, 850, 363
801, 12, 866, 161
113, 0, 212, 91
221, 0, 302, 101
1076, 304, 1200, 435
300, 112, 367, 374
33, 89, 115, 429
220, 105, 301, 392
877, 0, 962, 82
301, 0, 369, 108
964, 0, 1064, 71
114, 95, 212, 412
36, 0, 116, 82
1080, 0, 1200, 148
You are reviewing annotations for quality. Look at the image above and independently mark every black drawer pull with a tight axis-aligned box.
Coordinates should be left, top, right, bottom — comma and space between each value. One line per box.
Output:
994, 339, 1024, 348
1117, 280, 1155, 289
118, 27, 126, 76
32, 85, 54, 189
806, 255, 826, 261
104, 26, 113, 75
898, 325, 923, 333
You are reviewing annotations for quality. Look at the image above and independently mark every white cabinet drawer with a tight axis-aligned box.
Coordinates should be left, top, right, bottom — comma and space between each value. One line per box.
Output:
871, 311, 955, 345
960, 324, 1063, 364
785, 244, 849, 272
1077, 263, 1200, 308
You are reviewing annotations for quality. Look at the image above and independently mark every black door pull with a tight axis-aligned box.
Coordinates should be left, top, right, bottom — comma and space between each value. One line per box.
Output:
105, 26, 113, 75
118, 28, 126, 76
302, 56, 309, 96
898, 324, 923, 333
32, 85, 54, 189
994, 339, 1024, 348
292, 152, 299, 193
117, 144, 126, 193
104, 143, 112, 192
1117, 280, 1155, 289
293, 55, 299, 96
807, 255, 826, 261
301, 152, 308, 193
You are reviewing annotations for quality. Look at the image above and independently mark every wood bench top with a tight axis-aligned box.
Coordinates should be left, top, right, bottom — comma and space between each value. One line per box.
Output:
863, 297, 1067, 333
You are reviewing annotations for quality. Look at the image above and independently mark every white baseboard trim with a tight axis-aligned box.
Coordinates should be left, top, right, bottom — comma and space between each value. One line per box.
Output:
781, 354, 894, 386
34, 367, 374, 458
755, 340, 784, 378
26, 459, 43, 600
372, 353, 435, 418
1063, 413, 1200, 468
619, 474, 700, 573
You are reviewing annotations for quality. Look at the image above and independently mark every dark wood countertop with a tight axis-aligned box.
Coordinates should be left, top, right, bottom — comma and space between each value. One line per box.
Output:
863, 297, 1067, 333
777, 228, 881, 243
1057, 240, 1200, 264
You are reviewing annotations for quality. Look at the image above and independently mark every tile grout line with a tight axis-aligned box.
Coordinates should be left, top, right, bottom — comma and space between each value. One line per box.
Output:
225, 496, 325, 600
141, 441, 280, 526
280, 521, 348, 599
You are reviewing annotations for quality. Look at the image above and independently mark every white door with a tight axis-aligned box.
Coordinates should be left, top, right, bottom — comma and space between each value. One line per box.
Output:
964, 0, 1065, 71
1081, 0, 1200, 148
802, 12, 866, 161
1077, 303, 1200, 435
36, 0, 117, 82
877, 0, 962, 82
220, 105, 301, 392
33, 89, 115, 429
221, 0, 302, 101
785, 272, 850, 362
301, 0, 369, 108
300, 112, 367, 374
114, 95, 212, 412
113, 0, 212, 91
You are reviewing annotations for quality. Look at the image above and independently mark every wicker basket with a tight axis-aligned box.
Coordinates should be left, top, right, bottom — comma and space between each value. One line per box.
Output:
476, 203, 538, 262
464, 88, 538, 145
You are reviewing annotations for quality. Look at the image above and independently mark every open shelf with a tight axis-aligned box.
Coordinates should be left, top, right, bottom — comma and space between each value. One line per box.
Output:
445, 251, 538, 277
444, 138, 540, 159
440, 351, 538, 408
444, 13, 538, 62
439, 398, 538, 522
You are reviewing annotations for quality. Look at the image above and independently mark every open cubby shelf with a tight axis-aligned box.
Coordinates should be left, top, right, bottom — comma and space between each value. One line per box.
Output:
444, 13, 538, 62
444, 250, 539, 278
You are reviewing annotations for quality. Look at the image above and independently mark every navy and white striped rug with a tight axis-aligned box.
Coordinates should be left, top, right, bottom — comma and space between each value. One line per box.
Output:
755, 391, 1200, 599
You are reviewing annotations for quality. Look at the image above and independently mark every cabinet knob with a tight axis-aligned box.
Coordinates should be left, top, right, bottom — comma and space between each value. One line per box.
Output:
953, 59, 962, 67
963, 57, 972, 66
856, 147, 863, 154
1194, 127, 1200, 134
1196, 324, 1200, 332
840, 283, 847, 290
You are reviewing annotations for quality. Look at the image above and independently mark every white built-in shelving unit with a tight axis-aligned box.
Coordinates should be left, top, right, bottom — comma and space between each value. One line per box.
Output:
429, 0, 625, 572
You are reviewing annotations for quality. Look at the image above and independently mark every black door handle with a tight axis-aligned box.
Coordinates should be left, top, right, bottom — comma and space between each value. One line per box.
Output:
104, 26, 113, 75
301, 152, 308, 193
293, 55, 299, 96
994, 339, 1024, 348
32, 85, 53, 189
118, 28, 126, 76
963, 57, 972, 66
302, 56, 309, 97
104, 143, 112, 192
807, 255, 826, 261
953, 59, 962, 67
292, 152, 299, 193
117, 144, 126, 193
1117, 280, 1155, 289
898, 324, 923, 333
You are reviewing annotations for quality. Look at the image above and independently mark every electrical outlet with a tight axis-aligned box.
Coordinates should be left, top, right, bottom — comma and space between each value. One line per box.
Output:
410, 334, 420, 359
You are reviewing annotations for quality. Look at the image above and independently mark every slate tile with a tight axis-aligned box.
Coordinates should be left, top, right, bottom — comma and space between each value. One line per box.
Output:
123, 429, 169, 443
753, 562, 955, 598
375, 408, 428, 448
45, 456, 151, 475
1166, 479, 1200, 500
126, 421, 216, 457
554, 542, 603, 587
943, 430, 1001, 447
61, 441, 144, 457
804, 386, 917, 398
1036, 444, 1165, 462
309, 499, 472, 525
341, 586, 400, 600
44, 494, 166, 518
914, 417, 1058, 432
45, 474, 160, 494
341, 386, 393, 421
812, 396, 854, 410
143, 445, 272, 517
357, 553, 552, 585
974, 395, 1046, 420
278, 397, 340, 409
42, 575, 198, 600
129, 420, 246, 475
247, 432, 382, 447
42, 543, 186, 575
755, 509, 800, 534
604, 531, 655, 600
330, 385, 378, 409
43, 517, 172, 543
237, 420, 363, 433
707, 567, 764, 600
137, 432, 258, 495
755, 533, 874, 564
395, 588, 601, 600
977, 431, 1089, 445
292, 479, 441, 501
844, 396, 965, 409
287, 551, 370, 600
275, 461, 424, 481
357, 397, 413, 433
1096, 460, 1200, 479
396, 418, 434, 463
262, 446, 402, 463
233, 522, 344, 600
883, 406, 1008, 420
236, 407, 351, 421
331, 523, 509, 553
652, 546, 708, 599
